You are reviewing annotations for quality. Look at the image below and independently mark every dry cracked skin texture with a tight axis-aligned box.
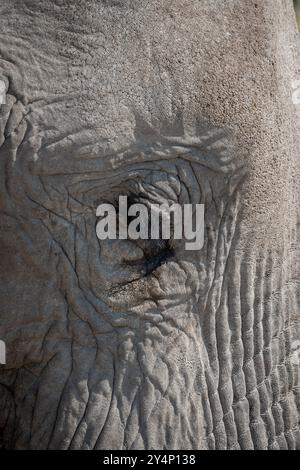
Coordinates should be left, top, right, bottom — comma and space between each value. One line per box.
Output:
0, 0, 300, 450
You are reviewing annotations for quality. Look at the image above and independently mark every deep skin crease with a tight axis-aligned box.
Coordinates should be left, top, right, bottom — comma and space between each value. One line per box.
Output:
0, 0, 300, 449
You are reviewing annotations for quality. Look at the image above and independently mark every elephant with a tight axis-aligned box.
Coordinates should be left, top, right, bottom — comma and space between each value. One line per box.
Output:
0, 0, 300, 450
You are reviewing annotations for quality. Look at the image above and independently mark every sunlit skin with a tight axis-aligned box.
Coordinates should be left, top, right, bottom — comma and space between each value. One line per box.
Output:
0, 0, 299, 450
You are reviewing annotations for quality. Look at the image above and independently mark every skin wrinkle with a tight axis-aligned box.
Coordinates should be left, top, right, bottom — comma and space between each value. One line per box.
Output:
0, 0, 300, 450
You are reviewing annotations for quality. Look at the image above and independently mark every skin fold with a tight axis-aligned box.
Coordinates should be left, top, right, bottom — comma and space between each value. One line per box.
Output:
0, 0, 299, 449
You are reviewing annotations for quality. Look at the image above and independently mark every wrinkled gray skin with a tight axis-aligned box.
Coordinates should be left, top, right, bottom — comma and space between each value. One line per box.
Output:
0, 0, 300, 450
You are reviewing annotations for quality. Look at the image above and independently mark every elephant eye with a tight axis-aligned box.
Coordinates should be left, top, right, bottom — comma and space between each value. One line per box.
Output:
113, 194, 175, 275
129, 239, 175, 275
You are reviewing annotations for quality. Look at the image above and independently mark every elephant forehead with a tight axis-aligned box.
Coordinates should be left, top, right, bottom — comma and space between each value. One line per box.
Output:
1, 0, 280, 154
1, 0, 296, 228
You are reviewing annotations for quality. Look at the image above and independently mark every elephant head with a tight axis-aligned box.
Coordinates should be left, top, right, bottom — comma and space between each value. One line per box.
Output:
0, 0, 299, 450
